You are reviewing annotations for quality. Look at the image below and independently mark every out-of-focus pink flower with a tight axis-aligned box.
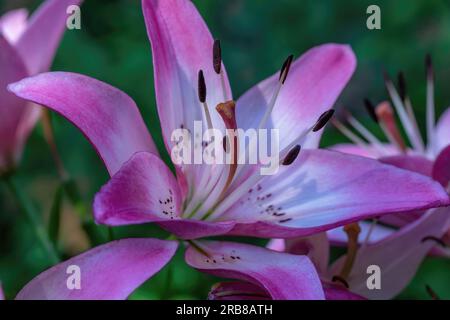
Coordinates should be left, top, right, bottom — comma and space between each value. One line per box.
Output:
0, 0, 82, 175
8, 0, 449, 241
316, 58, 450, 299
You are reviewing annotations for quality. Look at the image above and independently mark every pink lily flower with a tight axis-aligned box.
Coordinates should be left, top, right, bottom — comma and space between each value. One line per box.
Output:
193, 239, 364, 300
303, 57, 450, 299
8, 0, 449, 241
268, 207, 449, 299
0, 0, 82, 175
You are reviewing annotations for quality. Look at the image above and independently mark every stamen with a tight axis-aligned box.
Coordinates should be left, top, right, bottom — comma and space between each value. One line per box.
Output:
213, 39, 222, 74
258, 54, 294, 129
213, 39, 229, 101
421, 235, 447, 248
364, 98, 378, 123
425, 285, 441, 300
384, 71, 423, 151
188, 240, 211, 258
312, 109, 335, 132
361, 218, 378, 248
332, 118, 368, 147
331, 275, 349, 288
426, 54, 435, 150
281, 109, 335, 157
337, 223, 361, 282
198, 70, 213, 131
282, 145, 301, 165
344, 109, 387, 152
279, 54, 294, 84
397, 72, 407, 102
375, 101, 407, 152
397, 72, 425, 152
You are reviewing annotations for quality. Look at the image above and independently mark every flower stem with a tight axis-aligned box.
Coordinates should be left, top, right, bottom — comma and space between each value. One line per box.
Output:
4, 175, 60, 264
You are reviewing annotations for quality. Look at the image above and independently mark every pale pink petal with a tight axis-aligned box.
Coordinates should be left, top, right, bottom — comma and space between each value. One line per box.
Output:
432, 145, 450, 188
0, 34, 33, 172
15, 0, 83, 74
236, 44, 356, 150
208, 281, 270, 300
0, 8, 28, 44
16, 238, 178, 300
185, 241, 325, 300
220, 149, 449, 238
8, 72, 157, 175
93, 152, 235, 239
329, 208, 450, 299
142, 0, 231, 150
435, 108, 450, 153
142, 0, 232, 197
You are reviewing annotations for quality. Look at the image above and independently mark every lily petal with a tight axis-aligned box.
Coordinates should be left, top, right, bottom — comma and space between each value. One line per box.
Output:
236, 44, 356, 150
16, 238, 178, 300
185, 240, 325, 300
208, 281, 270, 300
329, 208, 450, 299
331, 143, 378, 158
0, 34, 34, 172
379, 155, 434, 177
432, 145, 450, 188
0, 282, 4, 300
322, 282, 365, 300
15, 0, 83, 74
0, 8, 28, 44
219, 149, 449, 238
435, 108, 450, 153
8, 72, 157, 175
268, 233, 329, 274
142, 0, 231, 151
93, 152, 235, 239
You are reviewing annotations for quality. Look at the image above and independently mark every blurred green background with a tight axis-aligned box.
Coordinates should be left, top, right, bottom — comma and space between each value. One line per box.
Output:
0, 0, 449, 299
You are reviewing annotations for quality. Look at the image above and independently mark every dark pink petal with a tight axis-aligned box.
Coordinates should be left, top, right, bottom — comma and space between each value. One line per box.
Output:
93, 152, 235, 239
322, 282, 365, 300
0, 34, 36, 172
329, 208, 450, 299
208, 281, 270, 300
185, 241, 325, 300
220, 149, 449, 238
142, 0, 231, 149
432, 145, 450, 188
16, 238, 177, 300
435, 108, 450, 153
236, 44, 356, 150
0, 8, 28, 44
15, 0, 83, 74
268, 233, 329, 274
8, 72, 157, 175
379, 155, 434, 177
